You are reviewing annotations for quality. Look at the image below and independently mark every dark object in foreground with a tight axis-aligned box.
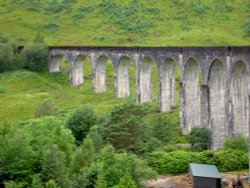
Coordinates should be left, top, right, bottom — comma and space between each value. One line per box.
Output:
189, 163, 221, 188
232, 174, 243, 188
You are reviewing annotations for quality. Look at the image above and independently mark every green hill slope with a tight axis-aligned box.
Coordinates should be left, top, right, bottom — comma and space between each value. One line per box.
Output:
0, 0, 250, 46
0, 69, 134, 122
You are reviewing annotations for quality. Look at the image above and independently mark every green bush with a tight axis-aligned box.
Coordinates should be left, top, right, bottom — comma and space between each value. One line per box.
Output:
211, 149, 248, 171
86, 144, 156, 188
148, 150, 201, 174
0, 43, 14, 73
0, 33, 23, 73
148, 149, 248, 174
187, 127, 211, 150
66, 106, 97, 144
223, 135, 248, 152
21, 44, 48, 72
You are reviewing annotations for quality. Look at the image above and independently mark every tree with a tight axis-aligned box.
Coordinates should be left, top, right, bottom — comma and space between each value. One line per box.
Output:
187, 127, 211, 150
144, 113, 178, 144
21, 44, 48, 72
91, 144, 156, 188
41, 145, 69, 188
31, 174, 43, 188
113, 170, 136, 188
0, 125, 35, 186
102, 102, 153, 153
66, 106, 97, 144
71, 137, 95, 174
25, 117, 75, 165
94, 172, 107, 188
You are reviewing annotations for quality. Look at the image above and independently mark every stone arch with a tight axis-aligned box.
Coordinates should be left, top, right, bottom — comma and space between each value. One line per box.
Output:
208, 59, 227, 150
94, 55, 113, 93
182, 58, 202, 134
117, 56, 133, 98
70, 55, 88, 86
229, 60, 249, 137
138, 56, 155, 103
49, 54, 65, 72
160, 58, 178, 112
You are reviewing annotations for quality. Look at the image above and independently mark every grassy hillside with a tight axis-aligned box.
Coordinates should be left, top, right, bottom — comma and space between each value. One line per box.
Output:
0, 61, 164, 123
0, 0, 250, 46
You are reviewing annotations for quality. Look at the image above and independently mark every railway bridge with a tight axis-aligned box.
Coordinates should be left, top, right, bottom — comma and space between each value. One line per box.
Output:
49, 46, 250, 150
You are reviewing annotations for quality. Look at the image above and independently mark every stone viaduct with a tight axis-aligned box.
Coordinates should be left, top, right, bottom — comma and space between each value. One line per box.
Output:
49, 46, 250, 150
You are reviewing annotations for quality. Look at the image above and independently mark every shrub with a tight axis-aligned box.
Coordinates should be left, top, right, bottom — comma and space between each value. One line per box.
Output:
0, 43, 14, 73
148, 150, 201, 174
148, 149, 248, 174
66, 106, 97, 144
0, 42, 22, 72
223, 135, 248, 152
87, 144, 156, 187
187, 127, 211, 150
21, 44, 48, 72
34, 99, 58, 118
211, 149, 248, 171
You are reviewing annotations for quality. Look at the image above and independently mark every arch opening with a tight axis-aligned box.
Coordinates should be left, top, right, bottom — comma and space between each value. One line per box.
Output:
94, 56, 114, 93
117, 56, 133, 98
70, 55, 87, 86
182, 58, 202, 134
139, 57, 156, 103
49, 54, 65, 73
229, 61, 249, 137
160, 58, 179, 112
208, 59, 227, 150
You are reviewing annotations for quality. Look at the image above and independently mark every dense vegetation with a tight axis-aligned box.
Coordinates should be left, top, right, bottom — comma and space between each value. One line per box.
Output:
0, 0, 249, 46
0, 0, 249, 187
